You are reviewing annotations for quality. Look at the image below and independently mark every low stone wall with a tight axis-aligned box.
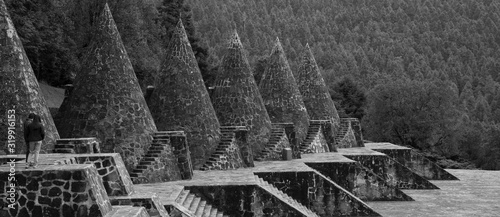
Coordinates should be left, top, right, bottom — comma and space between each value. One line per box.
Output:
54, 138, 100, 154
306, 162, 412, 201
372, 148, 458, 180
345, 155, 438, 189
72, 153, 135, 196
0, 164, 113, 217
310, 120, 337, 152
272, 123, 300, 159
110, 192, 170, 217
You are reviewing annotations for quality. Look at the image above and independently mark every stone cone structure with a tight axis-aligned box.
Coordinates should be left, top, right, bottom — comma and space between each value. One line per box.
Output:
296, 44, 340, 130
148, 20, 220, 169
211, 30, 272, 156
259, 38, 310, 145
55, 4, 157, 171
0, 0, 60, 154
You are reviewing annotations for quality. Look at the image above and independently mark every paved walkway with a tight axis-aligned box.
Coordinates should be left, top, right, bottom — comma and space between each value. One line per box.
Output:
367, 169, 500, 217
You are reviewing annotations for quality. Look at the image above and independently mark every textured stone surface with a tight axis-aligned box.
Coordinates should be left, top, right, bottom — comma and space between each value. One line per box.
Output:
211, 31, 272, 156
154, 132, 192, 180
256, 171, 384, 216
259, 38, 310, 145
307, 162, 413, 201
296, 44, 340, 132
201, 127, 247, 170
0, 164, 113, 217
148, 21, 220, 170
339, 118, 364, 147
365, 143, 458, 180
54, 138, 100, 154
311, 120, 337, 152
130, 142, 182, 184
110, 193, 170, 217
344, 155, 438, 189
257, 126, 291, 161
300, 123, 330, 154
338, 123, 358, 148
72, 154, 135, 196
0, 0, 60, 154
54, 4, 157, 172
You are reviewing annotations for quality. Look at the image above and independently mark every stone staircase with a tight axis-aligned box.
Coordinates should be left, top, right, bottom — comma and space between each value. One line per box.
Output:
255, 126, 289, 161
299, 122, 321, 153
254, 175, 320, 217
129, 135, 171, 182
175, 189, 228, 217
200, 127, 241, 170
334, 119, 351, 147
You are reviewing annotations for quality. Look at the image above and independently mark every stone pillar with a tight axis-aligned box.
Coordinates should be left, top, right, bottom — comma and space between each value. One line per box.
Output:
341, 118, 364, 147
272, 123, 300, 159
166, 132, 193, 180
311, 120, 337, 152
233, 127, 254, 167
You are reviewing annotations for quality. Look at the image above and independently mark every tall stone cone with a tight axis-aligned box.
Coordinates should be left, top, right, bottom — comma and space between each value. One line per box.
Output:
148, 20, 220, 169
0, 0, 60, 154
296, 44, 340, 131
259, 38, 310, 144
55, 4, 157, 171
211, 30, 272, 156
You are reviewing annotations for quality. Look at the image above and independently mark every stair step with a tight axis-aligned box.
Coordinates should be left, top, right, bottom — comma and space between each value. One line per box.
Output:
188, 197, 201, 212
202, 204, 212, 217
195, 200, 207, 216
180, 191, 194, 207
209, 208, 218, 217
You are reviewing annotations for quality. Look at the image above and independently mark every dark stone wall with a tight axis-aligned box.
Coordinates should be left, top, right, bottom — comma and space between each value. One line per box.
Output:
0, 0, 60, 154
211, 31, 272, 156
0, 164, 113, 217
54, 138, 100, 154
259, 38, 310, 145
54, 5, 157, 172
72, 154, 135, 196
159, 132, 193, 180
186, 185, 308, 217
340, 118, 364, 147
306, 162, 412, 201
296, 44, 340, 133
148, 21, 220, 170
345, 155, 438, 189
255, 171, 385, 216
374, 148, 458, 180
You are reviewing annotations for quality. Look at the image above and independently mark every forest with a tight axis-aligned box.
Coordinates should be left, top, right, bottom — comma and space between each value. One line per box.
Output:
6, 0, 500, 169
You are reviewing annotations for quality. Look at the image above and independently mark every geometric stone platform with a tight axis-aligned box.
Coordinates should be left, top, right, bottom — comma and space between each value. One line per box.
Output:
367, 169, 500, 217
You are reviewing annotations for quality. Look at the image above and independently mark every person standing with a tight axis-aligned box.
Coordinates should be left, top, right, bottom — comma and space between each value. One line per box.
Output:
23, 113, 35, 167
25, 114, 45, 168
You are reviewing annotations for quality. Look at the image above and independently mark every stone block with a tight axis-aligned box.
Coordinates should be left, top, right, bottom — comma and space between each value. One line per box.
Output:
0, 164, 113, 217
54, 138, 100, 154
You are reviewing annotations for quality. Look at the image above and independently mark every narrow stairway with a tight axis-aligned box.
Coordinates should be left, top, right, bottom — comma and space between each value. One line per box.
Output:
254, 175, 319, 217
129, 133, 170, 183
200, 128, 235, 170
255, 127, 287, 161
175, 189, 228, 217
299, 122, 321, 153
334, 120, 350, 147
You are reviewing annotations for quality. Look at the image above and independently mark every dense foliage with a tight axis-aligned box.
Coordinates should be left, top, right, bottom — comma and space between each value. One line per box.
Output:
7, 0, 500, 169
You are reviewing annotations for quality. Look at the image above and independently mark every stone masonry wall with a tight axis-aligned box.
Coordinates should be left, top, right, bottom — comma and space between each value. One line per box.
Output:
345, 155, 438, 189
259, 38, 310, 146
0, 164, 113, 217
211, 31, 272, 156
296, 44, 341, 134
0, 0, 60, 154
72, 154, 135, 196
148, 20, 220, 170
306, 162, 412, 201
54, 4, 157, 172
255, 171, 384, 216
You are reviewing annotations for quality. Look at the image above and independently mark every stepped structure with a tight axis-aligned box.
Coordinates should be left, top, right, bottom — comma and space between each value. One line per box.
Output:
296, 44, 341, 131
211, 31, 272, 156
148, 20, 220, 169
0, 0, 60, 154
259, 38, 310, 146
54, 4, 157, 171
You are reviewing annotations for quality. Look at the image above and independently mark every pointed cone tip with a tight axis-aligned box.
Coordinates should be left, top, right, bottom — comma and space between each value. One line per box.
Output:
227, 30, 243, 48
271, 37, 285, 55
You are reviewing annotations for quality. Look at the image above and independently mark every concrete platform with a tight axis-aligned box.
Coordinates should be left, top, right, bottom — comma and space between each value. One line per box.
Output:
367, 169, 500, 216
